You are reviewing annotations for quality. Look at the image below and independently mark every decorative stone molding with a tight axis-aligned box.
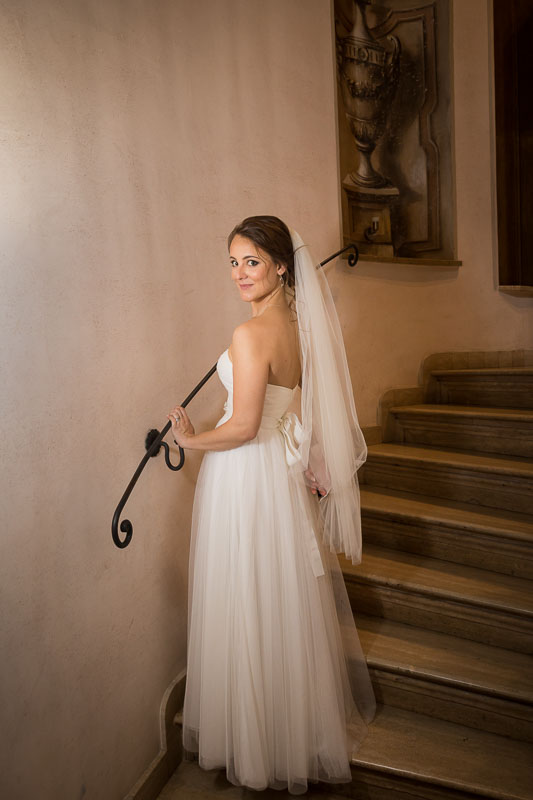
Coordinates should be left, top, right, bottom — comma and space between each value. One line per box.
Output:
123, 669, 186, 800
377, 349, 533, 435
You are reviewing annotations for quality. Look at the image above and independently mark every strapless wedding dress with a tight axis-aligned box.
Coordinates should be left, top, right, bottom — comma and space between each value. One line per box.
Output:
182, 349, 376, 795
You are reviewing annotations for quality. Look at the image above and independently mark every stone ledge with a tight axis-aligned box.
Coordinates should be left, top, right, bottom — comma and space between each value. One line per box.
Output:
351, 705, 533, 800
388, 404, 533, 457
342, 545, 533, 652
362, 443, 533, 514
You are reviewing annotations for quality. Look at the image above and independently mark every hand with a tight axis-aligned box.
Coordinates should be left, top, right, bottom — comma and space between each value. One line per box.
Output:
167, 405, 195, 448
304, 468, 327, 497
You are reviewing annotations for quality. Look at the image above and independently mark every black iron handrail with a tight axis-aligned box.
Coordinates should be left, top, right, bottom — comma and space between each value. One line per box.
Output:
112, 242, 358, 549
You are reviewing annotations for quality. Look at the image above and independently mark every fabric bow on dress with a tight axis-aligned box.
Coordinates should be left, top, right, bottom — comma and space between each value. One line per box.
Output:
277, 411, 303, 466
277, 411, 325, 579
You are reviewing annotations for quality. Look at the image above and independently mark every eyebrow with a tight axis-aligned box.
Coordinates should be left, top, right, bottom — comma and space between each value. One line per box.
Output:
230, 254, 262, 261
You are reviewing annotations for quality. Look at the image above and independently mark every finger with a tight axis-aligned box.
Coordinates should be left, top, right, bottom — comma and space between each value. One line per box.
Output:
168, 415, 181, 434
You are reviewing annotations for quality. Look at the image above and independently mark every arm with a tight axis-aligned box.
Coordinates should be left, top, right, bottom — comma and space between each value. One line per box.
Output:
304, 439, 331, 497
168, 323, 269, 452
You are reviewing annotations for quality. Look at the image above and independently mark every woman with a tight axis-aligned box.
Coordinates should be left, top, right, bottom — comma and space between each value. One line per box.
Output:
168, 216, 376, 795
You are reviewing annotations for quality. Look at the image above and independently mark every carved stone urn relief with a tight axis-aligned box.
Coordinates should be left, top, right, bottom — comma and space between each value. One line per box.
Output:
336, 0, 456, 262
338, 0, 400, 255
338, 0, 400, 189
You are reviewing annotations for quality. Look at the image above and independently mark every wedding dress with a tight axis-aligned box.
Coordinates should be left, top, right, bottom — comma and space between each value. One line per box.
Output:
181, 347, 376, 795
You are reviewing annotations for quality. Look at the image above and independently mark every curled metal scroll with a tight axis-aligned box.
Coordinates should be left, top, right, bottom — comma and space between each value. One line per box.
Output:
112, 365, 216, 548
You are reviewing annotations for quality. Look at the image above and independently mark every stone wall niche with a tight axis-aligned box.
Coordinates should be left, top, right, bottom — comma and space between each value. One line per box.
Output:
335, 0, 458, 264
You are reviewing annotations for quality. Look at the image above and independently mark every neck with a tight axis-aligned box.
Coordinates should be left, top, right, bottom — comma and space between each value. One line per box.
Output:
251, 284, 285, 317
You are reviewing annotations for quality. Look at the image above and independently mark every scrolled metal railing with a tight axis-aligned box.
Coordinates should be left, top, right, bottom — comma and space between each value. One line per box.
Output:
112, 242, 359, 549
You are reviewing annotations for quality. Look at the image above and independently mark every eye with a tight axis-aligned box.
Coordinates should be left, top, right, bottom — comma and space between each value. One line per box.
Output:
247, 259, 259, 266
230, 259, 238, 267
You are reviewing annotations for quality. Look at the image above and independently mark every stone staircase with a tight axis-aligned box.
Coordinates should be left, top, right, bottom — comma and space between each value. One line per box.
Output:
339, 366, 533, 799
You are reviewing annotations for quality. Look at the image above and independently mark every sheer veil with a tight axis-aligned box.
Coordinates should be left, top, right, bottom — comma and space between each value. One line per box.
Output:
288, 228, 376, 735
290, 228, 367, 566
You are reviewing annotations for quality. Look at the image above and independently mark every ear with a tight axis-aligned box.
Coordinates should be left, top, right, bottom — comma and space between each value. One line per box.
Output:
276, 263, 287, 276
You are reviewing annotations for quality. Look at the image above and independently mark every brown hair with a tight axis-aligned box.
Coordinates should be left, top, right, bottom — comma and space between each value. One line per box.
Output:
227, 215, 295, 289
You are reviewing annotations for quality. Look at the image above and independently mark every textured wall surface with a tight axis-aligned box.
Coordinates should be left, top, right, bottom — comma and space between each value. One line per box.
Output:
0, 1, 340, 798
1, 0, 531, 799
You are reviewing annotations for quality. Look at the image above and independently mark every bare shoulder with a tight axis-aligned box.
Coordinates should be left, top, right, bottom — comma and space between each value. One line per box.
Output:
230, 318, 266, 360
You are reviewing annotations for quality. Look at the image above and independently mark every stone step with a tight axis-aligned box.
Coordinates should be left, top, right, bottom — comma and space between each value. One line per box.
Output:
389, 404, 533, 458
341, 544, 533, 653
360, 487, 533, 579
167, 709, 533, 800
356, 613, 533, 742
361, 443, 533, 514
429, 367, 533, 409
352, 705, 533, 800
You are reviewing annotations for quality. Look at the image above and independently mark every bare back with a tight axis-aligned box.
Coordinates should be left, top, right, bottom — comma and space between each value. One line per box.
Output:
229, 305, 301, 390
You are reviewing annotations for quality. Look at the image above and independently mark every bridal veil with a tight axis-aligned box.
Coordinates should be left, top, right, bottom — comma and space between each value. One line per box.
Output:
290, 228, 367, 566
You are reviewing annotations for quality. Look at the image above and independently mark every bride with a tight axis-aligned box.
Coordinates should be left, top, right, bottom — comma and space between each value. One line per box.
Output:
168, 216, 376, 795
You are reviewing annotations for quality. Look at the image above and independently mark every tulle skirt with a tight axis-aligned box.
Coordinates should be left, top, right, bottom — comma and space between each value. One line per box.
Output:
182, 422, 376, 795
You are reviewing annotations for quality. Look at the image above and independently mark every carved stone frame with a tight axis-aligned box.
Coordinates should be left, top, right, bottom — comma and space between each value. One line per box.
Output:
335, 0, 458, 264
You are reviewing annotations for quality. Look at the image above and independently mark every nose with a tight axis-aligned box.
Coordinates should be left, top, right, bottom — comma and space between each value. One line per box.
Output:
233, 262, 248, 281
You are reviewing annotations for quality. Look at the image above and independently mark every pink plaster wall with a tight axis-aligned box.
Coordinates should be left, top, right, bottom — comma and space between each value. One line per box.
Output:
0, 1, 339, 797
0, 0, 530, 798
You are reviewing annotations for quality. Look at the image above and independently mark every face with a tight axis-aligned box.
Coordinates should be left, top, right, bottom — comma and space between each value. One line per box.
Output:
229, 234, 285, 304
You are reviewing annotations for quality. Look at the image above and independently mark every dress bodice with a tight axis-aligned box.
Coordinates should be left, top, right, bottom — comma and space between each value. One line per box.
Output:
217, 348, 297, 427
215, 349, 325, 578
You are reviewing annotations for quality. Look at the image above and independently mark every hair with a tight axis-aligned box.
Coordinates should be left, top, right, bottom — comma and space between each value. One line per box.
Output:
227, 215, 295, 289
